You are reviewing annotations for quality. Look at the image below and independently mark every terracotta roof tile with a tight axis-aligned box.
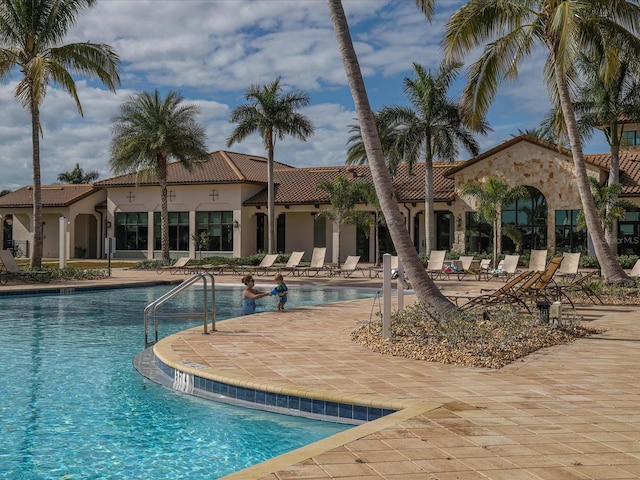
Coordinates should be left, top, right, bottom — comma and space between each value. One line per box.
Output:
0, 184, 97, 207
244, 162, 456, 206
586, 152, 640, 195
94, 150, 292, 187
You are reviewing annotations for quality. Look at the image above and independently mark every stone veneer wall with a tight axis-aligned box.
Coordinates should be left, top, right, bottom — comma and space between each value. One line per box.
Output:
450, 142, 601, 253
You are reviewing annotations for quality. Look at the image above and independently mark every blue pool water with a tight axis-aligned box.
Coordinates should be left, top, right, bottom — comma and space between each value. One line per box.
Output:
0, 284, 377, 480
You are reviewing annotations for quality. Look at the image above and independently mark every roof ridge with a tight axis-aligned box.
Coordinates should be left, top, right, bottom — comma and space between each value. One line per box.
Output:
219, 151, 246, 181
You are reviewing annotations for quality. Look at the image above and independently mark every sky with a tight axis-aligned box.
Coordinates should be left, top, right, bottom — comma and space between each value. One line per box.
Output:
0, 0, 612, 193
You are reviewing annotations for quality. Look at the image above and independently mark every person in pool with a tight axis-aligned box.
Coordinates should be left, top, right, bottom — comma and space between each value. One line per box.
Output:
241, 275, 272, 315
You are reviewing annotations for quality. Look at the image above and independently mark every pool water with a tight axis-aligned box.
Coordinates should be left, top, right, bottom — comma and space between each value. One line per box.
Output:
0, 284, 377, 480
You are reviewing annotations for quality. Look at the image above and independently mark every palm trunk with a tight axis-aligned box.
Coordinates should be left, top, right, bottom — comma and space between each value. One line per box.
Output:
267, 142, 276, 254
31, 105, 43, 269
327, 0, 456, 315
159, 157, 170, 262
606, 144, 621, 251
554, 66, 628, 283
424, 158, 434, 255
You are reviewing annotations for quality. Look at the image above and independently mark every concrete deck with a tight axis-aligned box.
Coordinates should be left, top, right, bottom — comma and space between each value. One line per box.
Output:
3, 267, 639, 479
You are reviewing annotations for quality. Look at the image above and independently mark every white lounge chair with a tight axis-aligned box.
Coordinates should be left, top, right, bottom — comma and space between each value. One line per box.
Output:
276, 251, 305, 276
425, 250, 447, 279
332, 255, 364, 277
0, 249, 51, 283
528, 249, 548, 272
234, 254, 279, 276
156, 256, 192, 275
369, 255, 398, 278
293, 248, 328, 277
488, 254, 520, 281
556, 252, 581, 282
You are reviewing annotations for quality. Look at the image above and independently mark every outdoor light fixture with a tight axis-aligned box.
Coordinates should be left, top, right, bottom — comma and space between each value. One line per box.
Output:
106, 221, 112, 229
456, 214, 462, 228
233, 220, 240, 229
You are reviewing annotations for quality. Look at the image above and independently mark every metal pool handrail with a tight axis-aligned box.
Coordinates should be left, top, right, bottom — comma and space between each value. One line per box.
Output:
144, 273, 216, 347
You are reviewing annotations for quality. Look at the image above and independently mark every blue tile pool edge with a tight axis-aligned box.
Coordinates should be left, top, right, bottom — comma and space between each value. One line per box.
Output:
134, 347, 396, 425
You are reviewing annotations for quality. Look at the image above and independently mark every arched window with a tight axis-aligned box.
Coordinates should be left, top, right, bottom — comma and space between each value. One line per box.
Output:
502, 186, 547, 252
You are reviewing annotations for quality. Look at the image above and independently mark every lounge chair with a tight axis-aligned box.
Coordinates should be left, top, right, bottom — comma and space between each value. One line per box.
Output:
453, 270, 535, 311
551, 270, 603, 308
156, 256, 192, 275
556, 252, 581, 282
528, 249, 548, 272
332, 255, 364, 277
275, 251, 305, 276
488, 254, 520, 281
443, 255, 474, 281
234, 254, 279, 276
293, 248, 328, 277
425, 250, 446, 279
513, 256, 564, 306
369, 255, 397, 278
475, 258, 491, 281
0, 249, 51, 283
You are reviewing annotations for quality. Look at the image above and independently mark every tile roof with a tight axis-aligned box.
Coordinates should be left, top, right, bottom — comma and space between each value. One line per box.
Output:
0, 184, 98, 207
586, 152, 640, 195
94, 150, 293, 187
243, 162, 457, 206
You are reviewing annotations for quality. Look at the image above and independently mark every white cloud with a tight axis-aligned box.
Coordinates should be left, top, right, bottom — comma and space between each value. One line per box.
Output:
0, 0, 609, 192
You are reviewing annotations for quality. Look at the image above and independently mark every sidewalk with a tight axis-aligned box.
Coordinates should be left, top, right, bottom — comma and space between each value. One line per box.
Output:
4, 268, 640, 479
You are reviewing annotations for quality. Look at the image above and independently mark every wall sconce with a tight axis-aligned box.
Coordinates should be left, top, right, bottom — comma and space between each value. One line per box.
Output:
106, 221, 112, 230
233, 220, 240, 229
456, 214, 462, 228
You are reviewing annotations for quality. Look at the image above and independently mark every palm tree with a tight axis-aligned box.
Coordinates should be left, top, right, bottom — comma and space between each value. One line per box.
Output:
460, 177, 529, 269
348, 61, 487, 255
57, 163, 100, 184
315, 175, 372, 267
0, 0, 120, 268
573, 53, 640, 248
327, 0, 457, 316
110, 90, 209, 262
577, 177, 636, 237
443, 0, 639, 283
227, 78, 314, 254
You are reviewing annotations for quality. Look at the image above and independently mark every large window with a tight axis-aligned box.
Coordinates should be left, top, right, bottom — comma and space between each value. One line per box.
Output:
465, 212, 491, 253
618, 210, 640, 256
154, 212, 190, 251
622, 130, 640, 147
555, 210, 587, 252
195, 211, 234, 251
502, 187, 547, 251
115, 212, 148, 250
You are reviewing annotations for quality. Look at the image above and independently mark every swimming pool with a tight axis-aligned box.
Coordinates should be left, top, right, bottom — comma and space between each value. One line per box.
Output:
0, 284, 377, 479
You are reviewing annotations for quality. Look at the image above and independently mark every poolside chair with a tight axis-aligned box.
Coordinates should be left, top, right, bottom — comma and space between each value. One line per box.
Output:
275, 251, 305, 276
555, 252, 581, 282
475, 258, 491, 281
528, 249, 548, 272
551, 270, 603, 308
234, 254, 279, 276
368, 255, 398, 278
332, 255, 364, 277
515, 256, 564, 306
0, 249, 51, 283
488, 254, 520, 282
293, 247, 328, 277
443, 255, 474, 281
425, 250, 446, 279
454, 270, 535, 312
156, 256, 192, 275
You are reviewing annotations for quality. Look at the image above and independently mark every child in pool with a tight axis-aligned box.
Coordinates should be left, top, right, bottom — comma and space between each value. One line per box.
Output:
271, 273, 288, 311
